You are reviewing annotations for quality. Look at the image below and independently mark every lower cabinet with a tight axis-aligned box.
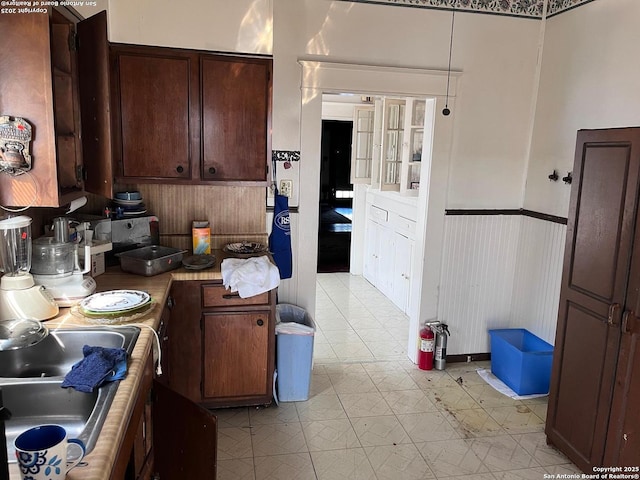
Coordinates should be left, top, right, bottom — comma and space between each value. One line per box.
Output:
114, 300, 218, 480
168, 280, 276, 408
364, 217, 414, 314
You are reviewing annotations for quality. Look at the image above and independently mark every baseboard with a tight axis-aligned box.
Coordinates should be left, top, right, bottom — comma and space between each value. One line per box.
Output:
446, 353, 491, 363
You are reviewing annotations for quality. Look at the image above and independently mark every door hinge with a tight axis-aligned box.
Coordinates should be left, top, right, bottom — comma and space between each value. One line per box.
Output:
76, 165, 87, 183
69, 31, 78, 52
166, 296, 174, 309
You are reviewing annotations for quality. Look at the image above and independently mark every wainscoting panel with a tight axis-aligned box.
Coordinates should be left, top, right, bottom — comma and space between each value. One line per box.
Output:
439, 214, 522, 355
509, 215, 566, 345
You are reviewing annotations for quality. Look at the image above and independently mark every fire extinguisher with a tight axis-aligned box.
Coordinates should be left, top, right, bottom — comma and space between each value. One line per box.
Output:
433, 323, 451, 370
418, 323, 435, 370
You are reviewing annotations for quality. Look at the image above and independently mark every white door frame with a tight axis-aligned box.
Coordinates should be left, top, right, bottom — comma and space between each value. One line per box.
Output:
298, 61, 458, 362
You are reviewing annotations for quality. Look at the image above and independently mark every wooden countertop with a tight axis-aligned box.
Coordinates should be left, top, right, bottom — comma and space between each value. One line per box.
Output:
8, 254, 229, 480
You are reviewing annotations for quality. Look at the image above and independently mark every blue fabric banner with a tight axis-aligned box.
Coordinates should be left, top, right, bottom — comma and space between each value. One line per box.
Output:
269, 193, 293, 279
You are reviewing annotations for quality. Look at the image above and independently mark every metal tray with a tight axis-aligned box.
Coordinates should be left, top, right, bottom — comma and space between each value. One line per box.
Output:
116, 245, 187, 276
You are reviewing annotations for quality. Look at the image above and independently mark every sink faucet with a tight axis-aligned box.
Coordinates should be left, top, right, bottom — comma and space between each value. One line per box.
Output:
0, 388, 10, 480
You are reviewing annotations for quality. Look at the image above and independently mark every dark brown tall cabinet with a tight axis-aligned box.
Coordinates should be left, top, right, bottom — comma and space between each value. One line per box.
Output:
546, 127, 640, 471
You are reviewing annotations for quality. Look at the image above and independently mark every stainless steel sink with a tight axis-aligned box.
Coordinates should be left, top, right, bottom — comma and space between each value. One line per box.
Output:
0, 326, 140, 462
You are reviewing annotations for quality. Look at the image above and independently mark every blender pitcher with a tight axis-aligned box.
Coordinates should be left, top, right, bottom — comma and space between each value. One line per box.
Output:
0, 215, 32, 277
0, 215, 58, 321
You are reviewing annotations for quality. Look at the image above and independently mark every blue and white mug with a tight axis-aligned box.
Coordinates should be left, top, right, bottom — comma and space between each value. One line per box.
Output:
14, 424, 85, 480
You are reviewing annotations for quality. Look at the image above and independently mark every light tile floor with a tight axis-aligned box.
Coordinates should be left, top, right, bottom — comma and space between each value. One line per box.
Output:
215, 272, 580, 479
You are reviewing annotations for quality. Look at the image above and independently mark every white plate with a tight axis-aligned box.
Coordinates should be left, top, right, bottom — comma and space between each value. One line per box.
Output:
80, 290, 150, 313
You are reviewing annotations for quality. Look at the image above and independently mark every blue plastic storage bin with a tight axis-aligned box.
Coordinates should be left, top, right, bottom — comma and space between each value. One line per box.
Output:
488, 328, 554, 395
276, 304, 315, 402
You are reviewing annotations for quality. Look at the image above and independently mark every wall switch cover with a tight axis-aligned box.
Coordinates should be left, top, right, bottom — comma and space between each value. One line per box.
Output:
280, 179, 293, 197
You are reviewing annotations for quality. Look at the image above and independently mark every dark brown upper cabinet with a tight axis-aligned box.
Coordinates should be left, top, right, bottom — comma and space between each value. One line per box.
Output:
201, 55, 272, 182
111, 45, 272, 186
0, 8, 114, 207
0, 8, 82, 207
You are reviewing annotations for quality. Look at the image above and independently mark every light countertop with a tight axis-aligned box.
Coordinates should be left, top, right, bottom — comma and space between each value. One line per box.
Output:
8, 256, 227, 480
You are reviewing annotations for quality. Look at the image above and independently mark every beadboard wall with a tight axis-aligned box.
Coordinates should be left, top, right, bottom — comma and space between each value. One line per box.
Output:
438, 213, 566, 355
509, 215, 566, 345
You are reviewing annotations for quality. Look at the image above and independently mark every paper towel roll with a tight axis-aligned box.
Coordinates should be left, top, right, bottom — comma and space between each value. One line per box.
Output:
66, 196, 87, 214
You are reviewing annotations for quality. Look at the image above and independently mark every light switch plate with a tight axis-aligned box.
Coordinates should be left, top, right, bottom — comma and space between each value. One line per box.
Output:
280, 179, 293, 197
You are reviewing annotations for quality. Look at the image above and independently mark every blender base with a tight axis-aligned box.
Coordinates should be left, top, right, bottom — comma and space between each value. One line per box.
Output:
32, 273, 97, 307
0, 275, 59, 321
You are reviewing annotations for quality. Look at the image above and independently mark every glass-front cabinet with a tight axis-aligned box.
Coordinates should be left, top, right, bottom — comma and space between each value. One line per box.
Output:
351, 96, 433, 196
350, 106, 375, 184
381, 99, 405, 191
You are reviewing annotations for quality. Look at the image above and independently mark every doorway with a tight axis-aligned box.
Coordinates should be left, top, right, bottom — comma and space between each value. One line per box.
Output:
317, 120, 353, 273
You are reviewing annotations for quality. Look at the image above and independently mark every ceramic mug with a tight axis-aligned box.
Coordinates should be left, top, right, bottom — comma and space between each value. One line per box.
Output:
14, 424, 85, 480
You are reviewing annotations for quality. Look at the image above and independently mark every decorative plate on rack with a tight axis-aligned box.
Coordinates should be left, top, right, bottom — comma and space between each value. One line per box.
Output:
223, 242, 268, 255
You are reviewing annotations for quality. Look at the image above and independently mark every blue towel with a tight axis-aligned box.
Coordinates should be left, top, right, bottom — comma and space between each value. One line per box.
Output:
61, 345, 128, 393
269, 192, 293, 279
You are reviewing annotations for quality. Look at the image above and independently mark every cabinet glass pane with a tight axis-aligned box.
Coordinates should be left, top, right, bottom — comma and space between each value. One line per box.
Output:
410, 129, 423, 162
412, 100, 426, 126
352, 108, 375, 182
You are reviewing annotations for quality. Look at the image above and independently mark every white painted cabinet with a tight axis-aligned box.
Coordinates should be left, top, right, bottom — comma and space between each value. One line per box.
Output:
391, 232, 413, 313
363, 207, 415, 315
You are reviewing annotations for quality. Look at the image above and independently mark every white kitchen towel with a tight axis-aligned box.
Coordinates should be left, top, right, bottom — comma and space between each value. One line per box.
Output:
221, 255, 280, 298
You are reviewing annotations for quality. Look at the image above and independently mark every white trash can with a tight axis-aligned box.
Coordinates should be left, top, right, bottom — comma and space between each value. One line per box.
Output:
275, 304, 315, 402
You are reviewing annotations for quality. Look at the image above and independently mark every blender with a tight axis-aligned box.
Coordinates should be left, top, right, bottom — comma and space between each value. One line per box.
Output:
31, 217, 97, 307
0, 216, 59, 321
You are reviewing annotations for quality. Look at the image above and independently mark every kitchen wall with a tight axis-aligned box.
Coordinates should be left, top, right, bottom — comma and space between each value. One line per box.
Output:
79, 0, 633, 357
525, 0, 640, 218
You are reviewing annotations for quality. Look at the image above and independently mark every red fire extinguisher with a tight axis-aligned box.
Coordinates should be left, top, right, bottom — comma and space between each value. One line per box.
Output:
418, 323, 435, 370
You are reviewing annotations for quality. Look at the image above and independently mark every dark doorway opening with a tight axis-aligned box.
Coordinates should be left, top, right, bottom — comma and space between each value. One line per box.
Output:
318, 120, 353, 273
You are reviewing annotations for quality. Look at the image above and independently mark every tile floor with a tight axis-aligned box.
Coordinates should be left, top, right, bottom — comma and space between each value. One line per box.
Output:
215, 273, 580, 479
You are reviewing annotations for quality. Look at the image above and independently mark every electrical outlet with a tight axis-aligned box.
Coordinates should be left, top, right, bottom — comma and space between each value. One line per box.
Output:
280, 179, 293, 198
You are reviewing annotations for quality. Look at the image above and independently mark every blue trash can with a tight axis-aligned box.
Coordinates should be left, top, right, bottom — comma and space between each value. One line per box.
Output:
276, 304, 315, 402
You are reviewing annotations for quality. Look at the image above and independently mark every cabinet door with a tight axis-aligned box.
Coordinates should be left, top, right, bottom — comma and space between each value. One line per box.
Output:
167, 281, 203, 403
203, 311, 271, 400
546, 128, 640, 471
0, 8, 84, 207
153, 380, 217, 480
392, 233, 413, 314
363, 219, 379, 284
351, 106, 375, 184
377, 225, 395, 298
77, 11, 113, 198
201, 55, 271, 183
112, 47, 198, 179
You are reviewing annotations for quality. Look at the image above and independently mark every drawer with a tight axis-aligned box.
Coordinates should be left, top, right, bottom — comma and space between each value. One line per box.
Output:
202, 284, 270, 307
370, 205, 388, 223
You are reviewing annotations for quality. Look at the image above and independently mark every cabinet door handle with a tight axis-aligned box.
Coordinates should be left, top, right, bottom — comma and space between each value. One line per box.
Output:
208, 167, 216, 175
622, 310, 636, 334
176, 165, 184, 173
222, 293, 240, 299
608, 303, 621, 326
257, 319, 264, 326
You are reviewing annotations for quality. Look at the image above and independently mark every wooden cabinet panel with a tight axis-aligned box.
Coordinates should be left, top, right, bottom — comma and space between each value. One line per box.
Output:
202, 284, 269, 307
111, 46, 271, 185
167, 281, 203, 403
77, 10, 114, 198
0, 8, 84, 207
113, 49, 197, 179
168, 280, 275, 408
547, 128, 640, 472
201, 55, 271, 182
153, 380, 217, 480
202, 312, 271, 399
